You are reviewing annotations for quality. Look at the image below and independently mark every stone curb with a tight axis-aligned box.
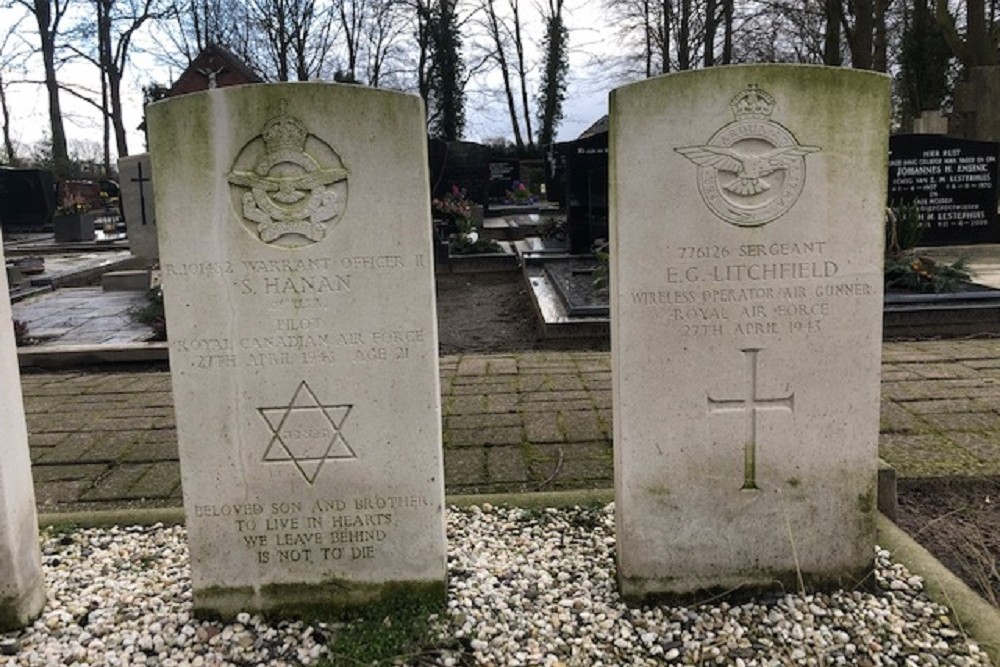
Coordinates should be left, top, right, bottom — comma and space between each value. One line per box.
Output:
37, 496, 999, 664
35, 490, 616, 531
18, 343, 169, 369
877, 514, 1000, 666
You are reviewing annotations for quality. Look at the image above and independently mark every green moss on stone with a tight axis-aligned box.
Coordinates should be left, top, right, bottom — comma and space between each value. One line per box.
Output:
194, 578, 446, 622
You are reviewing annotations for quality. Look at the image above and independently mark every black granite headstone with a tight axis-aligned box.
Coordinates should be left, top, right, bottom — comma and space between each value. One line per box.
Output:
0, 168, 55, 231
564, 133, 609, 254
888, 134, 1000, 245
428, 140, 490, 205
488, 159, 521, 202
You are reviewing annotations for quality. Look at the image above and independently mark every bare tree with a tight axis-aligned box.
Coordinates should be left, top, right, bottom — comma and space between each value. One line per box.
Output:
150, 0, 258, 73
9, 0, 72, 175
477, 0, 525, 148
509, 0, 532, 146
65, 0, 166, 166
246, 0, 328, 80
603, 0, 670, 76
841, 0, 891, 69
0, 10, 30, 164
331, 0, 408, 85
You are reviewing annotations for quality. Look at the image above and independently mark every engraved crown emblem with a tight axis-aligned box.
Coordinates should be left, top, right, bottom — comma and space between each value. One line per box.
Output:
262, 100, 308, 155
729, 85, 775, 119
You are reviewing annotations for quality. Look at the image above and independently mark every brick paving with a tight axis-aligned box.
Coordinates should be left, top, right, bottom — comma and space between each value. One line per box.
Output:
17, 340, 1000, 513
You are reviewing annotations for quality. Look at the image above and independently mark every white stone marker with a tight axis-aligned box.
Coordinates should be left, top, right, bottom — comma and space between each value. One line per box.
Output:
0, 235, 45, 629
118, 153, 158, 264
611, 65, 889, 598
146, 84, 446, 616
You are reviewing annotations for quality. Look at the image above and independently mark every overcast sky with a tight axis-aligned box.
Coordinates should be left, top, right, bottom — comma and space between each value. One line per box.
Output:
1, 1, 622, 163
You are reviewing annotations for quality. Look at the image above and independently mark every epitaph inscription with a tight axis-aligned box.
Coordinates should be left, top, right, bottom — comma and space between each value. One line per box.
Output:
676, 85, 821, 227
228, 100, 349, 248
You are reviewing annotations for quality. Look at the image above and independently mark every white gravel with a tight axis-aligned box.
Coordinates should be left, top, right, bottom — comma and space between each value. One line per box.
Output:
0, 503, 991, 667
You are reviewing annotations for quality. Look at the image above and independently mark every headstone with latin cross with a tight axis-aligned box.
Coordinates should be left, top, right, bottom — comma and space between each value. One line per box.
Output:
610, 65, 889, 599
118, 154, 159, 264
0, 235, 46, 629
146, 84, 446, 617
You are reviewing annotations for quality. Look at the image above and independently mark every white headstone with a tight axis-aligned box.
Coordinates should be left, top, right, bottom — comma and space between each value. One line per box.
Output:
118, 154, 158, 264
147, 84, 446, 617
611, 65, 889, 598
0, 236, 45, 629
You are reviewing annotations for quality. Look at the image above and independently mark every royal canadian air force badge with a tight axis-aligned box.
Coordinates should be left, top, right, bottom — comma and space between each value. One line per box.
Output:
228, 100, 349, 248
675, 85, 821, 227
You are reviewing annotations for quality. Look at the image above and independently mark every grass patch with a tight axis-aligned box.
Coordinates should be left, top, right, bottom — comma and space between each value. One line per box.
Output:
321, 595, 447, 667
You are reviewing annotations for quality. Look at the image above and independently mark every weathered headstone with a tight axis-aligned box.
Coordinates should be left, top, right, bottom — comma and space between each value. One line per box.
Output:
147, 84, 446, 617
888, 134, 999, 245
118, 154, 159, 263
0, 236, 46, 629
611, 66, 889, 598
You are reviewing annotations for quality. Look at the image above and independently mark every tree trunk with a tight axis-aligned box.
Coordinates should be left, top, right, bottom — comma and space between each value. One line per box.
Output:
873, 0, 888, 71
33, 0, 70, 175
416, 0, 431, 106
661, 0, 670, 72
98, 0, 111, 172
704, 0, 716, 66
678, 0, 691, 69
845, 0, 874, 69
643, 0, 652, 77
0, 74, 16, 165
824, 0, 842, 65
510, 0, 533, 146
967, 0, 991, 64
721, 0, 732, 63
484, 0, 523, 149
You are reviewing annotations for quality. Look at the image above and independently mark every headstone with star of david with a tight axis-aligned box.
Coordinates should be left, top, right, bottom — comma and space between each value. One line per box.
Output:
610, 65, 889, 599
0, 235, 46, 629
146, 84, 446, 618
118, 153, 159, 265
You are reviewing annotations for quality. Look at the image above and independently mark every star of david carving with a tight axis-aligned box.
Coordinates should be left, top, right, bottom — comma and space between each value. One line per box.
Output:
257, 381, 355, 484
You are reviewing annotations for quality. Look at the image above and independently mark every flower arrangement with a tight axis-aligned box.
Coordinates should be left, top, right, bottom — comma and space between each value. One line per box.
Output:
506, 180, 533, 203
54, 202, 92, 217
884, 204, 973, 293
431, 185, 473, 224
431, 185, 501, 255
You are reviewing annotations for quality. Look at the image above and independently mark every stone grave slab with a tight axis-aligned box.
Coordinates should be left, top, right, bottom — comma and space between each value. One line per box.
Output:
0, 235, 46, 629
888, 134, 1000, 245
147, 84, 446, 617
118, 154, 159, 263
611, 66, 889, 598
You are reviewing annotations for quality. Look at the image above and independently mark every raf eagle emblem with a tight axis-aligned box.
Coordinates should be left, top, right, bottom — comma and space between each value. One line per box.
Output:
673, 84, 822, 227
675, 145, 820, 196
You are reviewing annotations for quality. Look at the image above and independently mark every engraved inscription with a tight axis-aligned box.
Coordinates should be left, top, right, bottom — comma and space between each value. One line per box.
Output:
195, 494, 431, 565
707, 348, 794, 490
228, 100, 349, 248
258, 381, 355, 483
630, 240, 877, 338
675, 85, 821, 227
